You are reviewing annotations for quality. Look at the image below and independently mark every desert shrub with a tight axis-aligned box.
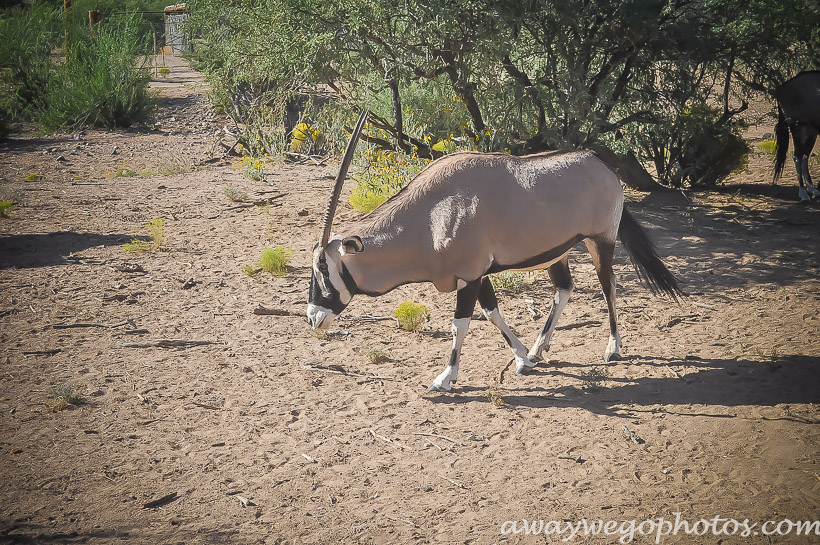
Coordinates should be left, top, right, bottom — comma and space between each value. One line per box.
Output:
349, 146, 431, 213
290, 122, 322, 153
490, 271, 525, 293
758, 140, 777, 155
237, 156, 266, 180
124, 218, 164, 253
0, 200, 16, 218
33, 13, 154, 131
258, 247, 293, 276
635, 104, 749, 188
393, 301, 429, 332
0, 2, 61, 122
48, 383, 85, 411
223, 185, 249, 202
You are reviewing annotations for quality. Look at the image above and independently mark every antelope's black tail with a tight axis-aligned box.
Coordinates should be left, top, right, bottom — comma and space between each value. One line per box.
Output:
773, 104, 790, 182
618, 208, 685, 301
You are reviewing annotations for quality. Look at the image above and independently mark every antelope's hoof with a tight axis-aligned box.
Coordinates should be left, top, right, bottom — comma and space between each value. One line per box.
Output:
427, 382, 452, 392
527, 352, 544, 363
514, 357, 534, 375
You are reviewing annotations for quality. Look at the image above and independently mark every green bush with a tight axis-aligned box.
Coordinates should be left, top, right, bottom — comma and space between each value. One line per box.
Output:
258, 247, 293, 277
393, 301, 429, 332
34, 13, 154, 131
0, 2, 61, 123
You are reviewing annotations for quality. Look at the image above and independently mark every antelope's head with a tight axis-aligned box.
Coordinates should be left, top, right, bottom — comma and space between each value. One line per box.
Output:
307, 110, 368, 329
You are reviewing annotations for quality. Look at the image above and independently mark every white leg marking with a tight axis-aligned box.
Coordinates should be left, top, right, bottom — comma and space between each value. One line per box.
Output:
428, 318, 470, 392
799, 186, 810, 202
482, 308, 532, 374
604, 332, 622, 362
528, 288, 571, 361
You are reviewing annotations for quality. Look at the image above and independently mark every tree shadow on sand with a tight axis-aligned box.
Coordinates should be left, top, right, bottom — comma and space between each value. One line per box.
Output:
0, 232, 133, 269
429, 354, 820, 417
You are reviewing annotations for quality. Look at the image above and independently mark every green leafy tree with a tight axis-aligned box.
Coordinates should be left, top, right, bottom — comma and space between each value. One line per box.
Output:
187, 0, 819, 188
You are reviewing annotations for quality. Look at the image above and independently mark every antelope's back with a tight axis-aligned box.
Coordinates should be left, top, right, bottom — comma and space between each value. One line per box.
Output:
360, 150, 624, 291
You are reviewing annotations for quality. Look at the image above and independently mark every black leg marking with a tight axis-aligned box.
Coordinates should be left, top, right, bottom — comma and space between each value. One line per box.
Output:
478, 276, 499, 312
540, 258, 573, 337
455, 279, 481, 319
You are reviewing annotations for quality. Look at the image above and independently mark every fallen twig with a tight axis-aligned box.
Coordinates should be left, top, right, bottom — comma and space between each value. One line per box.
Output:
370, 429, 409, 449
692, 301, 716, 311
285, 151, 327, 166
555, 319, 602, 331
665, 365, 683, 380
497, 357, 515, 385
300, 360, 395, 380
192, 401, 223, 410
116, 339, 220, 348
53, 320, 129, 329
23, 348, 62, 356
253, 305, 302, 317
412, 432, 465, 446
437, 474, 468, 490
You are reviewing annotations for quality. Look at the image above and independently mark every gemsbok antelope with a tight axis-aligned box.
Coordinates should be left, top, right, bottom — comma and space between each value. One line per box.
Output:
774, 70, 820, 202
308, 110, 684, 391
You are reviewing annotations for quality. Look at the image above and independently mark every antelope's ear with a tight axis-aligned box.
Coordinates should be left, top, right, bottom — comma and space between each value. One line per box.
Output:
340, 235, 364, 256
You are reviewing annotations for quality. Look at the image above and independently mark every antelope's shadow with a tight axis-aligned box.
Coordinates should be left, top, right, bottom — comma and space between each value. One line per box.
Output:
428, 354, 820, 417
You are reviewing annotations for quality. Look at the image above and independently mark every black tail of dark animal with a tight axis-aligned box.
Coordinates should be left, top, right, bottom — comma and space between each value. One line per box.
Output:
618, 208, 685, 300
773, 104, 789, 181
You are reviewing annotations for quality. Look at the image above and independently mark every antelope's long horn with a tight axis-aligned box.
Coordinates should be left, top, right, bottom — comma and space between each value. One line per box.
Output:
320, 109, 369, 248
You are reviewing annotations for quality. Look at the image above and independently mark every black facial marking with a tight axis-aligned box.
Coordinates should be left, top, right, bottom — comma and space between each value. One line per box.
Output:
309, 270, 346, 315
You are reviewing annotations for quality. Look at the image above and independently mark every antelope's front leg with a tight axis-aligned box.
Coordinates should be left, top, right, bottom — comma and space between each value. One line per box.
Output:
478, 277, 533, 374
428, 280, 481, 392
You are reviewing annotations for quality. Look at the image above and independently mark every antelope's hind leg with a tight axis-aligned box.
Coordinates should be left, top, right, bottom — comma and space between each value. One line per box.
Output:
478, 277, 533, 374
528, 256, 573, 362
428, 280, 481, 392
585, 238, 621, 362
793, 126, 819, 202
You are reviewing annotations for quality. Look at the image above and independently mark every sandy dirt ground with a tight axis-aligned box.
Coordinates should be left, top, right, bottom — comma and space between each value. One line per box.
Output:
1, 56, 819, 544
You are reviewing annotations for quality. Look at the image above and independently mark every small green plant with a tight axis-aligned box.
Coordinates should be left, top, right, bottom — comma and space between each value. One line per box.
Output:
242, 264, 260, 276
0, 200, 16, 218
115, 167, 137, 177
223, 185, 249, 202
158, 65, 171, 78
258, 247, 293, 276
483, 386, 505, 407
139, 170, 158, 177
123, 218, 164, 253
48, 383, 85, 411
757, 140, 777, 155
580, 366, 610, 392
490, 271, 525, 293
23, 173, 41, 182
393, 301, 429, 331
363, 347, 390, 364
237, 156, 266, 180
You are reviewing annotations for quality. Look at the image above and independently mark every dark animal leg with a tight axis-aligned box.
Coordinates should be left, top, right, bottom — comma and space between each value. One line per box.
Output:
528, 256, 574, 362
477, 277, 533, 374
428, 279, 481, 391
584, 238, 621, 361
793, 124, 819, 202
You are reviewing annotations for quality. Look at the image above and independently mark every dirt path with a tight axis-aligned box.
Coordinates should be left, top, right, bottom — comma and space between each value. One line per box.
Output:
1, 59, 819, 545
